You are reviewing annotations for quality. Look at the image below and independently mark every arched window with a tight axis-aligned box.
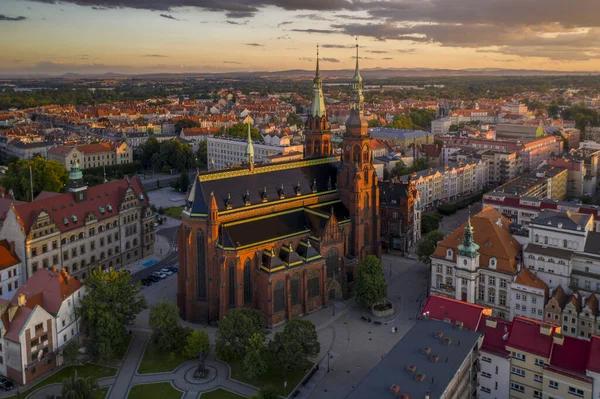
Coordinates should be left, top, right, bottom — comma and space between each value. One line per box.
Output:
61, 238, 67, 245
291, 274, 300, 305
489, 257, 497, 268
244, 259, 252, 305
446, 249, 453, 259
362, 145, 369, 164
323, 139, 330, 155
78, 232, 84, 239
353, 145, 361, 163
70, 235, 75, 242
436, 274, 443, 289
326, 248, 339, 279
308, 271, 320, 298
274, 281, 285, 313
538, 256, 544, 261
228, 261, 236, 308
364, 223, 369, 246
197, 229, 206, 299
548, 258, 555, 263
364, 192, 370, 219
314, 139, 321, 156
558, 260, 565, 265
528, 254, 535, 259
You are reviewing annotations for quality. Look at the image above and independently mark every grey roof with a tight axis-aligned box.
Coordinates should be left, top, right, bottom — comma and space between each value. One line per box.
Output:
346, 319, 482, 399
369, 127, 430, 141
530, 209, 591, 231
584, 231, 600, 256
524, 243, 574, 260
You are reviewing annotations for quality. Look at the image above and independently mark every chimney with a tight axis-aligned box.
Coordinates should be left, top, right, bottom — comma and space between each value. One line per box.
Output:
540, 324, 552, 336
553, 334, 564, 346
17, 293, 26, 307
485, 318, 497, 329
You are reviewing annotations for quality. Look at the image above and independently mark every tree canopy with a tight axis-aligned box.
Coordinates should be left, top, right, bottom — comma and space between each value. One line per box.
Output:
175, 118, 200, 133
390, 157, 429, 179
217, 123, 260, 139
1, 157, 68, 201
286, 113, 303, 128
269, 318, 320, 371
183, 330, 211, 360
77, 269, 146, 362
61, 373, 99, 399
138, 137, 195, 173
215, 308, 267, 360
417, 230, 445, 264
355, 255, 388, 307
243, 332, 268, 380
149, 300, 185, 352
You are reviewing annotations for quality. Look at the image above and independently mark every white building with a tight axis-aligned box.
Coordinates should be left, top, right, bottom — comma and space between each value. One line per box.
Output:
510, 268, 549, 321
0, 240, 22, 301
431, 117, 451, 135
207, 135, 303, 170
478, 317, 512, 399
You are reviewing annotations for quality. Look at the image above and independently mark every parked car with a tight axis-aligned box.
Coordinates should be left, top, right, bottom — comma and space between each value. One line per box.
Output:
141, 278, 152, 286
168, 265, 179, 272
153, 271, 167, 279
0, 379, 14, 391
148, 275, 160, 282
160, 268, 173, 276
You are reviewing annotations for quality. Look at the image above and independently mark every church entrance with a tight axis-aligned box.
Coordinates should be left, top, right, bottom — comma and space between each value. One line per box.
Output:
328, 280, 342, 300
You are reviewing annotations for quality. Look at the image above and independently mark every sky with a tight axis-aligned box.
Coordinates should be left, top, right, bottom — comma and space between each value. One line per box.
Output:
1, 0, 600, 75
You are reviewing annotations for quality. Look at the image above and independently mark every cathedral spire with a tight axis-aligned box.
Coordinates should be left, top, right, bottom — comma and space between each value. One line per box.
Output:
350, 37, 364, 115
310, 44, 326, 118
245, 122, 254, 166
353, 38, 362, 84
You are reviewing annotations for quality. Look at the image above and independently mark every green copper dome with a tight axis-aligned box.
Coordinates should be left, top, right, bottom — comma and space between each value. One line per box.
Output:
457, 215, 480, 258
69, 161, 83, 181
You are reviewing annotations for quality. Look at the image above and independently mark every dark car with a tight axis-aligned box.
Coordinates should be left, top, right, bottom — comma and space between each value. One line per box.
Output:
148, 275, 160, 282
168, 266, 179, 273
0, 379, 14, 391
141, 278, 152, 286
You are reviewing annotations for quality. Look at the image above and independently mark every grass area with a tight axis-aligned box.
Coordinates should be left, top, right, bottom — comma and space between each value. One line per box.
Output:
163, 206, 184, 219
7, 363, 117, 399
128, 382, 182, 399
137, 344, 190, 374
94, 386, 110, 399
228, 357, 313, 396
201, 388, 246, 399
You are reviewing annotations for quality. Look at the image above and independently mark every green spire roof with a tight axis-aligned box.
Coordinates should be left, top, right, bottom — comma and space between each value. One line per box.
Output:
245, 122, 254, 160
69, 161, 83, 181
310, 44, 326, 118
458, 214, 480, 258
353, 40, 362, 84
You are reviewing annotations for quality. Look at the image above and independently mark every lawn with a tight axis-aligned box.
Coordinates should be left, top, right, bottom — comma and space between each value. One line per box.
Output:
128, 382, 183, 399
201, 388, 246, 399
7, 363, 117, 399
228, 357, 313, 396
163, 206, 184, 219
137, 344, 190, 374
95, 387, 110, 398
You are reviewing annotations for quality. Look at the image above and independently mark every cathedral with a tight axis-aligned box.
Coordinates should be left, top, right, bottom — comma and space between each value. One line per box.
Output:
177, 45, 381, 326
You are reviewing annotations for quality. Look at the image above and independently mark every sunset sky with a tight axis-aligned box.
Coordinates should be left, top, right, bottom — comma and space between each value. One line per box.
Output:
1, 0, 600, 75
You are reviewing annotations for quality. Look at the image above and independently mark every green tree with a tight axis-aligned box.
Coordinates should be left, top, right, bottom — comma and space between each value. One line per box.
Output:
1, 157, 69, 201
421, 214, 440, 234
62, 340, 81, 366
412, 157, 429, 172
269, 318, 320, 371
286, 112, 303, 128
218, 123, 260, 139
215, 308, 266, 360
149, 300, 184, 352
183, 330, 211, 360
60, 372, 99, 399
176, 172, 190, 192
255, 386, 279, 399
390, 160, 409, 178
354, 255, 388, 308
417, 230, 445, 264
139, 136, 160, 168
243, 332, 268, 380
175, 118, 200, 133
368, 119, 382, 128
78, 269, 146, 362
408, 109, 436, 130
197, 140, 208, 170
388, 114, 414, 130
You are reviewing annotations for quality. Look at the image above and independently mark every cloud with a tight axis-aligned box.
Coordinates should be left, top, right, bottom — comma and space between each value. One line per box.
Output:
298, 57, 313, 62
366, 50, 388, 53
291, 28, 339, 34
227, 20, 247, 25
276, 35, 291, 40
278, 21, 293, 27
321, 57, 340, 62
0, 15, 27, 21
335, 14, 372, 21
143, 54, 168, 57
226, 11, 254, 19
223, 61, 242, 64
159, 14, 179, 20
382, 57, 394, 60
296, 13, 332, 21
321, 44, 354, 48
397, 48, 416, 53
245, 43, 264, 47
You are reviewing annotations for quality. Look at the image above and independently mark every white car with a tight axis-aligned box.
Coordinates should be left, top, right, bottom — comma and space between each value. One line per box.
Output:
153, 271, 167, 279
160, 268, 173, 276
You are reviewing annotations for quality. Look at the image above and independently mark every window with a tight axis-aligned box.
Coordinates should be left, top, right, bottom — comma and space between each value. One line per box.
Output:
290, 274, 299, 306
273, 281, 285, 313
326, 248, 339, 279
513, 352, 526, 361
478, 287, 485, 301
488, 288, 496, 303
481, 356, 492, 363
532, 297, 537, 304
534, 374, 543, 382
534, 390, 542, 398
481, 371, 491, 378
510, 383, 524, 393
228, 262, 235, 308
516, 304, 520, 310
35, 323, 43, 332
446, 266, 453, 275
480, 387, 491, 394
568, 387, 584, 397
488, 276, 496, 285
308, 272, 320, 298
522, 305, 527, 312
549, 380, 559, 389
516, 293, 521, 300
243, 259, 252, 305
511, 367, 525, 377
500, 279, 507, 288
437, 265, 442, 273
196, 229, 206, 299
479, 275, 485, 284
522, 294, 527, 301
499, 291, 507, 306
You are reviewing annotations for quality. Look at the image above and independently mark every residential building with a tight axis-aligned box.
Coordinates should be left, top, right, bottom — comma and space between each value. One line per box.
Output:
368, 127, 432, 151
449, 109, 497, 124
0, 164, 155, 281
1, 268, 84, 385
480, 150, 521, 184
7, 141, 53, 160
399, 160, 489, 211
501, 102, 528, 116
485, 166, 568, 202
544, 286, 568, 327
547, 148, 600, 198
122, 132, 149, 149
496, 124, 545, 140
0, 240, 22, 301
510, 268, 549, 321
379, 181, 421, 252
346, 318, 483, 399
431, 117, 451, 135
430, 206, 522, 319
48, 142, 133, 170
206, 134, 303, 170
478, 316, 512, 399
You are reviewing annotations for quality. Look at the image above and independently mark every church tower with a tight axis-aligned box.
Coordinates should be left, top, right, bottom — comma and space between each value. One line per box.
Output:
304, 45, 331, 158
455, 215, 480, 303
337, 41, 381, 260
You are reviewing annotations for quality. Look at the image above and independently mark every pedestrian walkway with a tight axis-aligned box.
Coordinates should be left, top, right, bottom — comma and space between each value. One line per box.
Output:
108, 334, 149, 398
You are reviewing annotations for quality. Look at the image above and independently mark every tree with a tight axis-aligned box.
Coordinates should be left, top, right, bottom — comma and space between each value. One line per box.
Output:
63, 340, 81, 366
354, 255, 388, 308
417, 230, 445, 264
243, 332, 267, 380
269, 319, 320, 372
60, 372, 99, 399
286, 112, 303, 128
139, 136, 160, 168
1, 157, 69, 201
78, 269, 146, 362
176, 172, 190, 192
197, 140, 208, 170
368, 119, 382, 128
218, 123, 260, 139
215, 308, 266, 360
412, 157, 429, 172
149, 300, 184, 352
421, 214, 440, 234
183, 330, 211, 360
388, 114, 414, 130
175, 118, 200, 133
390, 160, 409, 178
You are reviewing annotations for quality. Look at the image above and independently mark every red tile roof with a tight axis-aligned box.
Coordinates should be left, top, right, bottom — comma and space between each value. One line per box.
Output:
478, 316, 512, 358
0, 240, 20, 270
549, 336, 590, 376
506, 316, 556, 358
77, 142, 113, 154
11, 268, 83, 315
4, 306, 34, 342
420, 295, 491, 330
13, 177, 147, 234
586, 336, 600, 373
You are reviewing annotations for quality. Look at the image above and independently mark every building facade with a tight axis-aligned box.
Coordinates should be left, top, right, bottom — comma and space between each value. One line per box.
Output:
379, 181, 421, 252
48, 141, 133, 170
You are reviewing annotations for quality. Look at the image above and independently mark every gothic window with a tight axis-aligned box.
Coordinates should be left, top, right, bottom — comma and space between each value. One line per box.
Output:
326, 248, 339, 278
291, 274, 300, 305
314, 139, 321, 156
353, 145, 361, 163
364, 192, 370, 219
323, 139, 330, 155
274, 281, 285, 313
196, 229, 207, 299
244, 259, 252, 304
362, 145, 369, 164
228, 261, 236, 307
308, 272, 320, 298
364, 223, 369, 246
363, 167, 369, 184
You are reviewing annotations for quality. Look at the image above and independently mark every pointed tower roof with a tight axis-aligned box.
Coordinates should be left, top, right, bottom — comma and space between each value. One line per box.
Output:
69, 161, 83, 181
353, 38, 362, 84
310, 44, 327, 118
458, 213, 480, 257
245, 122, 254, 158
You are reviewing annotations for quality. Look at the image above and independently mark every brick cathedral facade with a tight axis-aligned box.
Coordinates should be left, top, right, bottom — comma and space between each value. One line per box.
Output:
177, 45, 381, 326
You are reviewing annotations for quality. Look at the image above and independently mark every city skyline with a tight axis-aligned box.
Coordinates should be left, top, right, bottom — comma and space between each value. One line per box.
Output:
1, 0, 600, 75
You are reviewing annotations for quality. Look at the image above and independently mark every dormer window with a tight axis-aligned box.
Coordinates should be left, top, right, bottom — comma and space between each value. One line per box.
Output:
446, 249, 453, 259
489, 257, 497, 269
71, 215, 78, 222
